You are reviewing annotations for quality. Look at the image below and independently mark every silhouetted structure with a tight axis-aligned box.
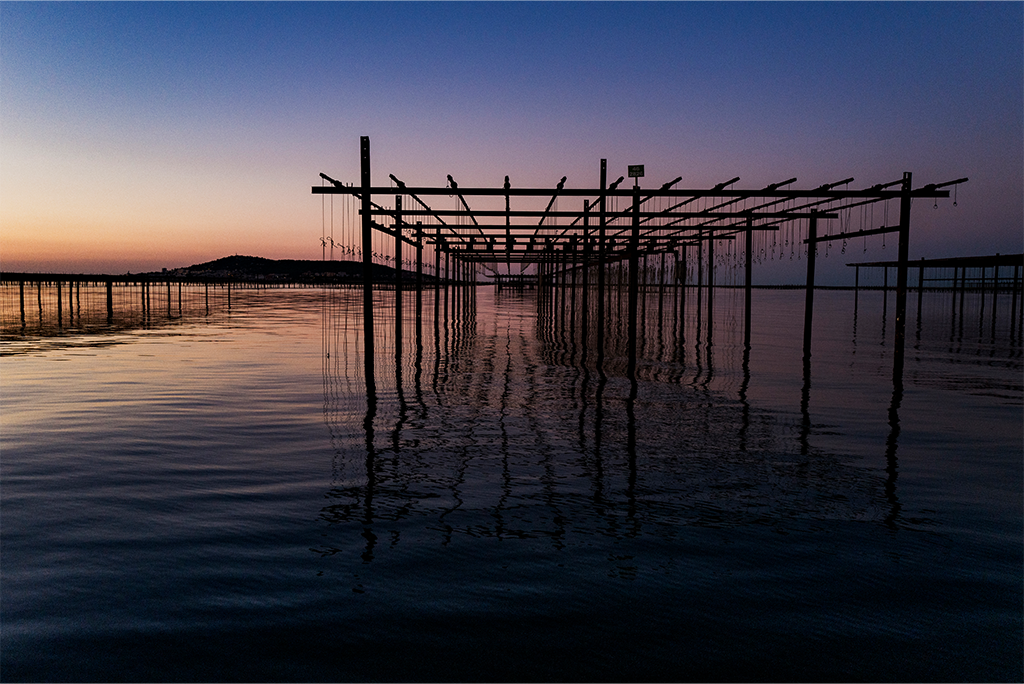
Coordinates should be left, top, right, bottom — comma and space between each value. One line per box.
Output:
314, 136, 971, 390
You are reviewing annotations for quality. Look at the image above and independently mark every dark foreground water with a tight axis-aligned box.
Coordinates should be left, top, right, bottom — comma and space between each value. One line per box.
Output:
2, 286, 1021, 682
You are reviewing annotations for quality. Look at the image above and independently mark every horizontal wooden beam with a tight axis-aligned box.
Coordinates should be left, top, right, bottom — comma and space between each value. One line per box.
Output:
314, 185, 953, 199
372, 209, 838, 220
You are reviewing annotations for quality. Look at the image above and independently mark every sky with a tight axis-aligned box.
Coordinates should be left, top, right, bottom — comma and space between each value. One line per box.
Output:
1, 2, 1021, 285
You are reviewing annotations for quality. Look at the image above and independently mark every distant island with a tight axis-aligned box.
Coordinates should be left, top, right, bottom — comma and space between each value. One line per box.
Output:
149, 255, 437, 285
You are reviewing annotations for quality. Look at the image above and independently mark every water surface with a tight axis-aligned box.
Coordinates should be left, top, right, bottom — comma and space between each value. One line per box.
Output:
2, 285, 1021, 681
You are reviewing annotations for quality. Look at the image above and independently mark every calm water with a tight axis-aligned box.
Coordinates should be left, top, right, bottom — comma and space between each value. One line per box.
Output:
2, 285, 1021, 682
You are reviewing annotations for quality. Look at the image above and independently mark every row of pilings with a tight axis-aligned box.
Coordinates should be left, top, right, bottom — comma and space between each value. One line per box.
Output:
0, 274, 410, 335
352, 245, 1021, 407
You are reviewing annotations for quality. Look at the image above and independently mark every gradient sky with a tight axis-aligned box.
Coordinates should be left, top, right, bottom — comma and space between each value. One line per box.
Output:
1, 2, 1021, 284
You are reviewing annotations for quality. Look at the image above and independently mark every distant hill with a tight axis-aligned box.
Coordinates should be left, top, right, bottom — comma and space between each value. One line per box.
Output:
171, 255, 435, 284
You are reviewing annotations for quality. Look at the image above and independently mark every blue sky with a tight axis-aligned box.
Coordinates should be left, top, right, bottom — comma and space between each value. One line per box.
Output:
1, 2, 1021, 283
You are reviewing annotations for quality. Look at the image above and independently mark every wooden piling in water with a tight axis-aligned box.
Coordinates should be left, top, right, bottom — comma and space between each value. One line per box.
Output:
744, 218, 753, 348
627, 186, 640, 380
803, 212, 817, 358
360, 135, 376, 398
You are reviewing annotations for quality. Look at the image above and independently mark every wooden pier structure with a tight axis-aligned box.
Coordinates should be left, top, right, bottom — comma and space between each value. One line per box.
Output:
314, 136, 978, 392
0, 273, 326, 336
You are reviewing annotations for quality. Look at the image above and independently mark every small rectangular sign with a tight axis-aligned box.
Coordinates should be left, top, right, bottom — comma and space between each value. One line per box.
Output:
628, 165, 645, 178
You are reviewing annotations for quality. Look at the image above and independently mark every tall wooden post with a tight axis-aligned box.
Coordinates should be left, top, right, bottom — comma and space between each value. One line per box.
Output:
394, 195, 403, 368
627, 185, 640, 379
597, 160, 607, 367
679, 245, 686, 341
570, 236, 578, 345
803, 212, 818, 358
658, 251, 666, 330
893, 171, 912, 385
706, 230, 715, 347
696, 231, 703, 333
744, 217, 753, 348
19, 279, 26, 326
581, 201, 590, 351
416, 222, 423, 346
360, 136, 376, 397
434, 227, 441, 325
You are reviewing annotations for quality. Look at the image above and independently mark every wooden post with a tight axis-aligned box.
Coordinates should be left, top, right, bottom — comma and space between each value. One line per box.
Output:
360, 136, 376, 397
628, 185, 640, 379
803, 212, 818, 358
597, 160, 607, 368
893, 171, 912, 386
679, 245, 686, 342
434, 227, 441, 326
570, 236, 578, 346
19, 279, 26, 326
707, 229, 715, 347
696, 231, 703, 333
394, 195, 403, 367
744, 218, 753, 348
416, 222, 423, 344
106, 279, 113, 323
581, 202, 590, 351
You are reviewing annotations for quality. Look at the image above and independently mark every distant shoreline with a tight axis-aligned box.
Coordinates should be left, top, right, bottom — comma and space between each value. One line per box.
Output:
1, 255, 437, 285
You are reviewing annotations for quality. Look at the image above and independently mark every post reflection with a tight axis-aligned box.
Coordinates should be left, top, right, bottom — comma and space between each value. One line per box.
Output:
1, 279, 239, 343
316, 287, 915, 565
884, 378, 903, 530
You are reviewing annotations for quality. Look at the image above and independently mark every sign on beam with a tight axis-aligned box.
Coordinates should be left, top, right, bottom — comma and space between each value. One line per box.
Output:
628, 165, 645, 178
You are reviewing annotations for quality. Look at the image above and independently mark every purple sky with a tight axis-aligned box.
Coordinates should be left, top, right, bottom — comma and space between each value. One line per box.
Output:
2, 2, 1020, 284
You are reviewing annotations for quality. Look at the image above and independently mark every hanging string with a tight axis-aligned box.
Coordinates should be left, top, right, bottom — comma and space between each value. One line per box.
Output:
953, 183, 958, 207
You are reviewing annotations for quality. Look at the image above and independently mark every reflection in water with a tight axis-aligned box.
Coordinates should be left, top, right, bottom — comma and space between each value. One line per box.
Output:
0, 280, 253, 354
319, 282, 1024, 564
316, 286, 950, 561
884, 379, 903, 530
3, 283, 1020, 682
